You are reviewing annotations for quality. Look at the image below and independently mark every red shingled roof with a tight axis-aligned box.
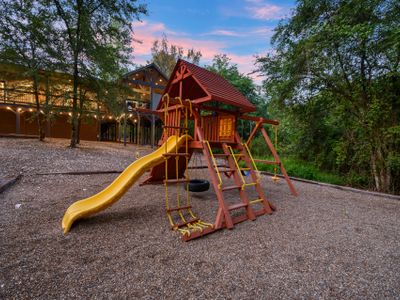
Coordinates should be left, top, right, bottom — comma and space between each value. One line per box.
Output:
160, 59, 256, 112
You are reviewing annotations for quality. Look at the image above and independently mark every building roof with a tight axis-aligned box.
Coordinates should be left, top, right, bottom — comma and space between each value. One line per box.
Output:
122, 63, 168, 81
160, 59, 256, 113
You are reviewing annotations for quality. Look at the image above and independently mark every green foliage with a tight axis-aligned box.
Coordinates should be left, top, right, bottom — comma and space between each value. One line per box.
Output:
149, 34, 202, 77
206, 54, 267, 137
0, 1, 56, 140
254, 156, 346, 186
48, 0, 147, 147
206, 54, 262, 107
256, 0, 400, 193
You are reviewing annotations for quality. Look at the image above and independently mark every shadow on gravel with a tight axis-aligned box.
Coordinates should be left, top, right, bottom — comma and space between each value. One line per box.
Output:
70, 206, 158, 230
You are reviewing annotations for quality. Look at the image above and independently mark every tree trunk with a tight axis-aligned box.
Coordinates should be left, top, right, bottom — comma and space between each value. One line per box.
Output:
69, 0, 82, 148
77, 117, 81, 144
70, 75, 79, 148
371, 146, 391, 193
33, 74, 45, 141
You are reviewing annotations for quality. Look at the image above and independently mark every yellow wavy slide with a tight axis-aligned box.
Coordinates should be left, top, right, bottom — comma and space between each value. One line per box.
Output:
62, 135, 190, 233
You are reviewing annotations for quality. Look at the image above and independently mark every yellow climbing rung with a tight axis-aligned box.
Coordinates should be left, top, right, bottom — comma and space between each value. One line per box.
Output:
249, 198, 263, 204
240, 167, 251, 171
243, 182, 257, 188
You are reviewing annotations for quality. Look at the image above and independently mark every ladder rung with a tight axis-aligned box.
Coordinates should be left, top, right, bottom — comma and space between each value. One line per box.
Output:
249, 198, 263, 205
228, 203, 248, 211
221, 168, 236, 172
167, 205, 192, 212
163, 153, 190, 157
243, 182, 257, 187
213, 154, 230, 157
173, 218, 199, 228
221, 185, 241, 191
163, 178, 190, 184
240, 167, 251, 171
163, 125, 189, 130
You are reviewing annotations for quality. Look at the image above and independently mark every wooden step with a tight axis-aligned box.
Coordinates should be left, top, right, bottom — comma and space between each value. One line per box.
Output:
163, 178, 190, 184
220, 168, 237, 172
163, 153, 190, 157
228, 203, 248, 211
221, 185, 241, 191
166, 205, 192, 212
172, 218, 199, 228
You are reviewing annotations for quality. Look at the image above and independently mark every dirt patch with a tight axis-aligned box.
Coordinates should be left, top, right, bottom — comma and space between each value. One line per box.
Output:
1, 138, 399, 299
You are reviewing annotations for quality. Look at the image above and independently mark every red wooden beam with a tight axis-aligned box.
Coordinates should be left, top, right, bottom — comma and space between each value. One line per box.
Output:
240, 115, 279, 125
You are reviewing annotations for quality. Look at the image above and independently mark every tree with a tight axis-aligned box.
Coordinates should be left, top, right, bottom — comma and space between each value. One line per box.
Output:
206, 54, 266, 138
49, 0, 147, 147
149, 34, 202, 76
256, 0, 400, 193
0, 1, 54, 141
206, 54, 262, 107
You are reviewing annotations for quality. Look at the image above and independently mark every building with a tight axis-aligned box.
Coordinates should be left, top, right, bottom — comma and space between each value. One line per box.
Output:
0, 63, 167, 146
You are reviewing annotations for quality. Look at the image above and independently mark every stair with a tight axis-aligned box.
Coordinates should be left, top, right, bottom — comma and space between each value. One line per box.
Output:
221, 185, 241, 191
200, 136, 274, 231
228, 203, 248, 211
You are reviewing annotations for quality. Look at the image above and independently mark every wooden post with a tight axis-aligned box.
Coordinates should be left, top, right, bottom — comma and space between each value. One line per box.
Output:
260, 127, 298, 196
195, 125, 234, 229
246, 120, 262, 146
16, 110, 20, 134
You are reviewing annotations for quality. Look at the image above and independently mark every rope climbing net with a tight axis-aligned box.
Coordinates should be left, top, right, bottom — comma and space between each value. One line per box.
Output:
162, 94, 213, 238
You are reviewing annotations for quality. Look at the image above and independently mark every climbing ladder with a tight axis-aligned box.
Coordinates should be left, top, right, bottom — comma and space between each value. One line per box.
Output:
194, 126, 274, 236
162, 95, 213, 240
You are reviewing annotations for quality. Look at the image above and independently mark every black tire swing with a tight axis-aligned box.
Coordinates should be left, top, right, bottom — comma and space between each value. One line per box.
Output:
187, 179, 210, 192
186, 151, 210, 193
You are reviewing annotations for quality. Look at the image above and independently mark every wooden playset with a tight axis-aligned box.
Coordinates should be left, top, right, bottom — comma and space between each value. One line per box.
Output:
62, 59, 297, 240
140, 60, 297, 241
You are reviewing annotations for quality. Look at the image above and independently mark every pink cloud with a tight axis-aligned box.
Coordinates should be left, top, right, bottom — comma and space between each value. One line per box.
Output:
246, 4, 283, 20
131, 21, 265, 84
205, 30, 241, 37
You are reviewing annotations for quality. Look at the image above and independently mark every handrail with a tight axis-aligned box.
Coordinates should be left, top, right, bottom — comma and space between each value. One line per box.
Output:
243, 142, 260, 183
204, 140, 223, 190
227, 145, 246, 189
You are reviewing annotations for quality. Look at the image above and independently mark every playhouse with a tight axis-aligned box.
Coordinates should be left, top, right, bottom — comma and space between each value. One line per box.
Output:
62, 59, 297, 241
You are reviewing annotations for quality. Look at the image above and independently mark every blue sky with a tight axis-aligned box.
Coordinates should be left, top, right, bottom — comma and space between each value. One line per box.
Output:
132, 0, 295, 81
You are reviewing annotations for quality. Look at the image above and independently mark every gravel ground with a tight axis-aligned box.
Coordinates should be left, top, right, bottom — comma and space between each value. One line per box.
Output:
1, 138, 399, 299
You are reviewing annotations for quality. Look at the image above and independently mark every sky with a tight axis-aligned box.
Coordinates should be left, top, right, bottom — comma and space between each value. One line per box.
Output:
132, 0, 295, 82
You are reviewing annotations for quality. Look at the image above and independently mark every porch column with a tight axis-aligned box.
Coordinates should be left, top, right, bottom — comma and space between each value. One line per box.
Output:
15, 110, 20, 134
